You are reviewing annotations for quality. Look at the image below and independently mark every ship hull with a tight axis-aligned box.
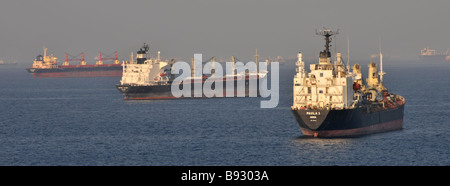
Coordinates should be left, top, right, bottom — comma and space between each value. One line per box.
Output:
291, 104, 405, 138
26, 64, 122, 78
116, 77, 262, 100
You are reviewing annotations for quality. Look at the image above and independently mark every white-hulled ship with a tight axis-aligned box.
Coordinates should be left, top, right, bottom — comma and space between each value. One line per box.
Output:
0, 58, 17, 65
291, 28, 405, 138
419, 47, 448, 62
116, 43, 268, 100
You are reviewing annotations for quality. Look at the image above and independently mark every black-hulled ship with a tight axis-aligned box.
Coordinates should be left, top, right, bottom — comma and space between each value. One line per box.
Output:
291, 28, 405, 138
116, 44, 267, 100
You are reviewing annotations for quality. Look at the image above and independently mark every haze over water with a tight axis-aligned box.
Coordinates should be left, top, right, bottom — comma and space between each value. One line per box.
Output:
1, 0, 449, 63
0, 0, 449, 166
0, 59, 448, 165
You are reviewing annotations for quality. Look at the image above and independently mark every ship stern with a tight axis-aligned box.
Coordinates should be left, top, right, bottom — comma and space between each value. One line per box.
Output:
291, 109, 332, 137
115, 84, 131, 97
291, 105, 404, 138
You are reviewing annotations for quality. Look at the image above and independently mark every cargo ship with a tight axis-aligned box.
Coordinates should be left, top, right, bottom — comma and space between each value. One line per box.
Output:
291, 28, 405, 138
26, 47, 122, 78
0, 58, 17, 65
116, 43, 267, 100
419, 47, 448, 62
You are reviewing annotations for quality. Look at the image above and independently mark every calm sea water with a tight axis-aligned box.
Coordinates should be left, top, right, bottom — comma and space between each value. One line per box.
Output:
0, 60, 448, 166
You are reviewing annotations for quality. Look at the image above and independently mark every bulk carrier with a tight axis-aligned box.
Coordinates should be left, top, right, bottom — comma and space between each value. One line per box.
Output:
26, 47, 122, 78
116, 43, 268, 100
291, 28, 405, 138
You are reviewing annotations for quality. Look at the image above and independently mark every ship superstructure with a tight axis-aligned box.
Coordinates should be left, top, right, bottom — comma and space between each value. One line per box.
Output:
120, 43, 171, 86
31, 47, 58, 69
0, 58, 17, 65
291, 28, 405, 138
293, 29, 354, 110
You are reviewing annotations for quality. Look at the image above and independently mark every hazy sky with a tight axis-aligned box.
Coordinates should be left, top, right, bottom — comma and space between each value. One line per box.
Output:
1, 0, 449, 63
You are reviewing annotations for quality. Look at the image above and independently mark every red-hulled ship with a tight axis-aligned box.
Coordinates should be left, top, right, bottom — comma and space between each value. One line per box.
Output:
26, 47, 123, 78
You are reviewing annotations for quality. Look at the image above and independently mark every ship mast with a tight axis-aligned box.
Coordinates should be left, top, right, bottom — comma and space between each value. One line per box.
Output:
157, 51, 161, 62
378, 38, 385, 84
315, 27, 339, 63
231, 56, 236, 75
130, 51, 134, 64
347, 37, 350, 71
43, 46, 47, 59
255, 48, 259, 73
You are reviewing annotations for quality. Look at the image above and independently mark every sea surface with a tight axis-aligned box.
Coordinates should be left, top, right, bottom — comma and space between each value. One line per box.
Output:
0, 60, 448, 166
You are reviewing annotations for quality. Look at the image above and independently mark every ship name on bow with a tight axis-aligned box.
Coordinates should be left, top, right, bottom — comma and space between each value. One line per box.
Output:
306, 111, 321, 115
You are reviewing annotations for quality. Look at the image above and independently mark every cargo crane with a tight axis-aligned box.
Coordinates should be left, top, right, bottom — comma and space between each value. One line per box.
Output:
63, 52, 86, 66
96, 51, 119, 65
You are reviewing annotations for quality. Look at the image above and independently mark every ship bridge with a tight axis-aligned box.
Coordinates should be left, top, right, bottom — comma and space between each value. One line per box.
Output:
293, 28, 356, 110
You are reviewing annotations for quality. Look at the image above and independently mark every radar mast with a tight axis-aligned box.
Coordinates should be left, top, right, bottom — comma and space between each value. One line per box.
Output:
316, 27, 339, 59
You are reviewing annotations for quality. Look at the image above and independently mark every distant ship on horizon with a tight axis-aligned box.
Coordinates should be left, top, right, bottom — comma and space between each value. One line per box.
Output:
26, 46, 123, 78
419, 46, 449, 62
0, 58, 17, 65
